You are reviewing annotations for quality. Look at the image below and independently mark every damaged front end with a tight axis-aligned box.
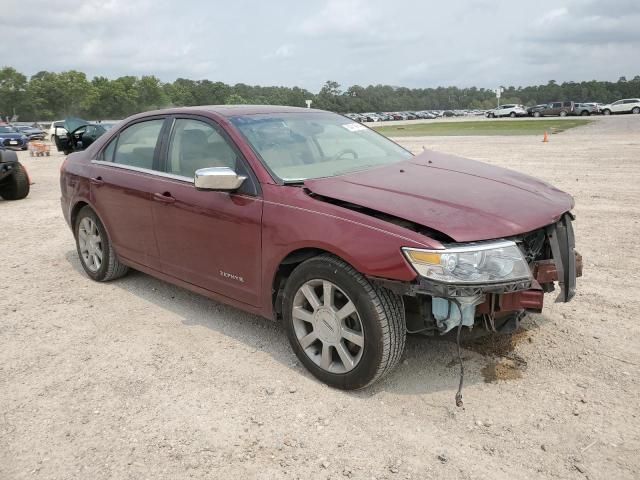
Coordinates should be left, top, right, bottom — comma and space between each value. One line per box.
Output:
374, 213, 582, 336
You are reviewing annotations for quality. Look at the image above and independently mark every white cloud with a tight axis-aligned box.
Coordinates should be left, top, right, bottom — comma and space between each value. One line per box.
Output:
263, 44, 295, 60
0, 0, 637, 90
297, 0, 376, 36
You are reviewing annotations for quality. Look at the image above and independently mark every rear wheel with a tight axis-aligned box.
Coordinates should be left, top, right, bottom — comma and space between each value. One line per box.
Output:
580, 110, 590, 116
559, 110, 568, 117
74, 206, 129, 282
0, 156, 29, 200
282, 254, 405, 389
632, 107, 640, 114
509, 112, 516, 118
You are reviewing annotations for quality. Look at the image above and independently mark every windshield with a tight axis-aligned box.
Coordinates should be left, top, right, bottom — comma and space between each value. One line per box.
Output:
0, 126, 18, 133
230, 112, 412, 182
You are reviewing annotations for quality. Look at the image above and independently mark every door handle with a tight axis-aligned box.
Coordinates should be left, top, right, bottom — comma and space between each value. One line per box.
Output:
153, 192, 175, 204
90, 176, 104, 186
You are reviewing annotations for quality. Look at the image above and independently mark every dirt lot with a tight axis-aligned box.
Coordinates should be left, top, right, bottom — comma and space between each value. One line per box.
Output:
1, 116, 639, 479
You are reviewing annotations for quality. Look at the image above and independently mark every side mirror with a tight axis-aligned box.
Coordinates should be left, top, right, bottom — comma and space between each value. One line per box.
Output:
194, 167, 246, 191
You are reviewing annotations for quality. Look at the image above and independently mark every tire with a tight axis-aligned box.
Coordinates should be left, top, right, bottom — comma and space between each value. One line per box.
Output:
603, 109, 611, 115
74, 206, 129, 282
282, 254, 405, 390
580, 110, 590, 116
0, 160, 30, 200
632, 107, 640, 114
509, 112, 516, 118
533, 111, 541, 118
559, 110, 568, 117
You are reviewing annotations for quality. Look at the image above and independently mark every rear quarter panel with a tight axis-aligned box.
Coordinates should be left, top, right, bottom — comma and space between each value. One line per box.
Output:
60, 151, 92, 228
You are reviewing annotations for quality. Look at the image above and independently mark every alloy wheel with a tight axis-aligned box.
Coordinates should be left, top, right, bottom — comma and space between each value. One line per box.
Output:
291, 279, 365, 374
78, 217, 103, 272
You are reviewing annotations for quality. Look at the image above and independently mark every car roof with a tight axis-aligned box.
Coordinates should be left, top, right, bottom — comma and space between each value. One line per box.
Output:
137, 105, 326, 118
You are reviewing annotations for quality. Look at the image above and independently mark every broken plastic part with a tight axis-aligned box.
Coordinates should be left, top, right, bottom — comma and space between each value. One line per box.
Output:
432, 295, 483, 334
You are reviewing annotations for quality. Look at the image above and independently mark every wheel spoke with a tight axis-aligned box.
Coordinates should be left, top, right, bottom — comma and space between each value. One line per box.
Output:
292, 306, 314, 324
320, 343, 332, 370
94, 247, 103, 260
322, 281, 334, 308
301, 284, 321, 311
298, 331, 317, 349
341, 326, 364, 347
336, 342, 355, 370
335, 300, 356, 321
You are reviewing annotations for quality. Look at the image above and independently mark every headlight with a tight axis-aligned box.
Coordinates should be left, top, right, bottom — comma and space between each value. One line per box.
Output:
402, 240, 531, 284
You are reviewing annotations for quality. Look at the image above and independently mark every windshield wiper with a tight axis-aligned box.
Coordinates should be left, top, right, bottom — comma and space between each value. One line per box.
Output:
283, 179, 305, 186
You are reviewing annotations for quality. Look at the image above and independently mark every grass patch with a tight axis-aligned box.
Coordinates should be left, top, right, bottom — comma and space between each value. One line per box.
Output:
373, 119, 591, 137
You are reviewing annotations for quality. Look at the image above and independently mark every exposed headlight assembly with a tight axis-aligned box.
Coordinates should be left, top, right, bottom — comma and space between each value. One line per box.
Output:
402, 240, 531, 284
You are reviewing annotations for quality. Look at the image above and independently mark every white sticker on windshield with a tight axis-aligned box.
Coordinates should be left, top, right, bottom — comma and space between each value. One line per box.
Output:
342, 123, 367, 132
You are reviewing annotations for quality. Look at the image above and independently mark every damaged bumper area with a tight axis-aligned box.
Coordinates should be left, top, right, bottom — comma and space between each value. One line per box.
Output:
373, 213, 582, 334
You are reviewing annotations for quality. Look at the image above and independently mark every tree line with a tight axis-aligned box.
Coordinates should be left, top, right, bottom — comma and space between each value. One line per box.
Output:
0, 66, 639, 121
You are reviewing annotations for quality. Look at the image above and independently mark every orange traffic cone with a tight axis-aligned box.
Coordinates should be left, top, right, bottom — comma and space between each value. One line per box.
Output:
542, 131, 549, 143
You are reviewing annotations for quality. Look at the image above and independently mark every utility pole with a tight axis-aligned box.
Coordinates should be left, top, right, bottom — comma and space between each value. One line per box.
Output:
494, 87, 504, 108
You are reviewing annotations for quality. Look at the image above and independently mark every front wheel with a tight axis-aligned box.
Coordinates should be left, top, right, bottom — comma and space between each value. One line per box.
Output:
509, 112, 516, 118
559, 110, 568, 117
603, 109, 611, 115
283, 254, 405, 390
74, 206, 129, 281
581, 110, 590, 116
533, 111, 541, 118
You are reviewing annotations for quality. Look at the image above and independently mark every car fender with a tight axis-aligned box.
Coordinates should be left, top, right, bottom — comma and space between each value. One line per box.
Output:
259, 185, 442, 317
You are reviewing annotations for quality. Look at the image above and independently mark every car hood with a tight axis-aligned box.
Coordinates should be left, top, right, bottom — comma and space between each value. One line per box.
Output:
64, 117, 91, 134
303, 150, 574, 243
0, 132, 24, 139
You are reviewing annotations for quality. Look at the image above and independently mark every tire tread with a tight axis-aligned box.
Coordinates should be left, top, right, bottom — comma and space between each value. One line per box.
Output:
310, 254, 406, 388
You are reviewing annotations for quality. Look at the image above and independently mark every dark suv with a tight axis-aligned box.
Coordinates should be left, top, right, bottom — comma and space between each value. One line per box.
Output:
540, 101, 575, 117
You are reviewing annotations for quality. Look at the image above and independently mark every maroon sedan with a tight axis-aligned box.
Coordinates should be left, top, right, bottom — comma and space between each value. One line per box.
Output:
60, 105, 581, 390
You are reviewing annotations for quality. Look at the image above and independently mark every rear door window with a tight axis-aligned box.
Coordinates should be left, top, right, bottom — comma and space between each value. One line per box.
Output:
112, 120, 164, 170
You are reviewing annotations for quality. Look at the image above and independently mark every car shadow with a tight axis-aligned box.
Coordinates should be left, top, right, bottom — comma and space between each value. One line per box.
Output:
65, 250, 544, 397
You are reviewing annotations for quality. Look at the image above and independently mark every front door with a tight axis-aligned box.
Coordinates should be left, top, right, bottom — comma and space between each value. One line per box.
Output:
151, 117, 263, 307
89, 118, 166, 270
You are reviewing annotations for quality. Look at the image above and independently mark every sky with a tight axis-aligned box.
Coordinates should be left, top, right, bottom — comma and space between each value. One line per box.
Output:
2, 0, 639, 91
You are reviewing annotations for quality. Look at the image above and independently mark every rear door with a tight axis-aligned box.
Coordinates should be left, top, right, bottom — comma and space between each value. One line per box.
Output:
89, 118, 167, 270
150, 116, 263, 306
622, 99, 639, 112
547, 103, 562, 116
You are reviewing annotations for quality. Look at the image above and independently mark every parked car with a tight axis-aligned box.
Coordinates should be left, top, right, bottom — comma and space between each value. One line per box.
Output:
0, 124, 28, 150
0, 147, 30, 200
14, 125, 46, 140
572, 103, 599, 116
527, 104, 549, 117
54, 118, 108, 154
486, 104, 527, 118
60, 105, 581, 390
539, 101, 575, 117
599, 99, 640, 115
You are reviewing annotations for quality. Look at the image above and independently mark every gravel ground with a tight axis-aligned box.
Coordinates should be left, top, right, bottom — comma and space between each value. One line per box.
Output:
1, 115, 639, 479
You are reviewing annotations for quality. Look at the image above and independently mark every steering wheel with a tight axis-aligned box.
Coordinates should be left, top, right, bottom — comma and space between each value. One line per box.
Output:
333, 149, 358, 160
